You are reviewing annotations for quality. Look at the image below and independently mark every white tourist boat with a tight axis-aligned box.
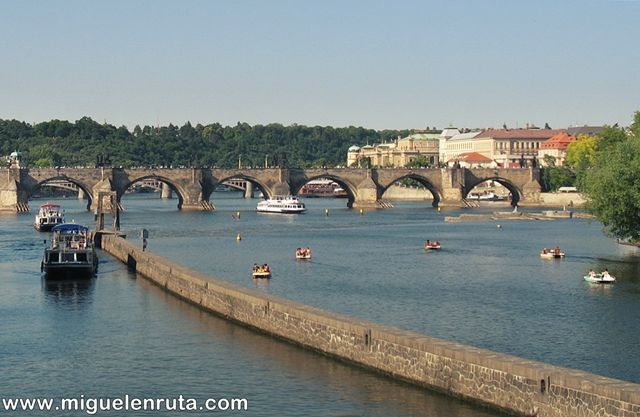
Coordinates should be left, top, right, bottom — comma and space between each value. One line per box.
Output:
256, 195, 306, 214
41, 223, 98, 278
34, 203, 65, 232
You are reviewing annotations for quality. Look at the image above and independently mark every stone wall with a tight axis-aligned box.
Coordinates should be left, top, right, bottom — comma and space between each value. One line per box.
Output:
539, 192, 586, 208
101, 235, 640, 417
382, 185, 432, 200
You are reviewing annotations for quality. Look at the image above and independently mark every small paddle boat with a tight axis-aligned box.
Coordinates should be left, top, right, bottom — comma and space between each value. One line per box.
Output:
424, 240, 441, 250
295, 247, 312, 260
540, 247, 565, 259
584, 271, 616, 284
252, 264, 271, 279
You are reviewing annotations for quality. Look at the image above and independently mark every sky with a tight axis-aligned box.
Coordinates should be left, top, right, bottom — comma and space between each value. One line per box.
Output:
1, 0, 639, 131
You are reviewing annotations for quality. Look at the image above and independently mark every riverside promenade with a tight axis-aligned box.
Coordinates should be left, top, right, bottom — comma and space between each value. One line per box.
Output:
101, 235, 639, 417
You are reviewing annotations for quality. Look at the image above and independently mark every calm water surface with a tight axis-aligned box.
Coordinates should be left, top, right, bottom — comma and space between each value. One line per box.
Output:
1, 195, 498, 417
1, 192, 639, 416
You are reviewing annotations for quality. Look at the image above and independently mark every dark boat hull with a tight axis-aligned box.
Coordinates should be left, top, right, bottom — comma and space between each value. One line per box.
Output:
35, 223, 57, 232
42, 249, 98, 279
42, 263, 97, 279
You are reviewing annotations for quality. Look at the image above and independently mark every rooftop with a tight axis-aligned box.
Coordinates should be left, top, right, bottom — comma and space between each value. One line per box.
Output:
476, 128, 564, 140
541, 132, 576, 150
449, 152, 493, 163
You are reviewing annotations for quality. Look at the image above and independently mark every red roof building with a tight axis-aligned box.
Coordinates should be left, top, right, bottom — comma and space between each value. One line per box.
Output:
440, 128, 563, 168
447, 152, 496, 168
539, 132, 576, 166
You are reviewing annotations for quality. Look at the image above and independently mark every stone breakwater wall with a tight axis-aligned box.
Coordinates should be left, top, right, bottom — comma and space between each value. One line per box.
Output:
101, 235, 639, 417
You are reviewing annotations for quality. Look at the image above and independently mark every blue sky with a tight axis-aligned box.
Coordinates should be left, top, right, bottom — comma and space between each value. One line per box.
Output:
1, 0, 638, 130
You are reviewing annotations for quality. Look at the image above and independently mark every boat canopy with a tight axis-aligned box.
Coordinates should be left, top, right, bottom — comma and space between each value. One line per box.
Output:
40, 204, 61, 208
51, 223, 89, 234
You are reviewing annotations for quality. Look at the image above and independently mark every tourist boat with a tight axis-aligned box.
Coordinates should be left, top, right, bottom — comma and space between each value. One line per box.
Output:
295, 247, 312, 260
540, 247, 565, 259
41, 223, 98, 278
300, 179, 338, 198
299, 179, 348, 198
256, 195, 306, 214
424, 241, 441, 250
583, 273, 616, 284
34, 203, 65, 232
468, 191, 507, 201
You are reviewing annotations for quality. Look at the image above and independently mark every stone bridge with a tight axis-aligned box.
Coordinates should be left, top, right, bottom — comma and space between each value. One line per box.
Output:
0, 166, 542, 211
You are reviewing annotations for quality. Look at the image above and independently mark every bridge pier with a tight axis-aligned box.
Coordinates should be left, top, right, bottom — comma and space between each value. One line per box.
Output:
0, 178, 19, 211
0, 169, 29, 212
161, 183, 172, 199
437, 168, 465, 207
518, 172, 542, 206
179, 180, 212, 211
78, 188, 85, 200
90, 179, 114, 211
244, 182, 254, 199
352, 169, 381, 208
270, 181, 290, 197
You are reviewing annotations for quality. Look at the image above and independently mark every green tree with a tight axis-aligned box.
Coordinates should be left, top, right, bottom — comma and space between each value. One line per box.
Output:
565, 134, 598, 190
565, 134, 598, 169
542, 166, 575, 191
405, 155, 430, 168
33, 157, 54, 167
583, 112, 640, 240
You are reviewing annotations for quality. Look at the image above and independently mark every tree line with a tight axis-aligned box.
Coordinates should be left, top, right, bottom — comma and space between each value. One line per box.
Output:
0, 117, 409, 169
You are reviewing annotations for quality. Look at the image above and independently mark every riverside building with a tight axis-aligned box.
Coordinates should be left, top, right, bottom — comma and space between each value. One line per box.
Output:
439, 127, 563, 168
347, 129, 440, 167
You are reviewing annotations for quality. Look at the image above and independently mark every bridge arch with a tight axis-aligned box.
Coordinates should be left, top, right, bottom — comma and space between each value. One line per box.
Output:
117, 175, 190, 210
207, 175, 271, 202
290, 175, 358, 208
380, 174, 442, 207
28, 176, 94, 210
465, 177, 520, 206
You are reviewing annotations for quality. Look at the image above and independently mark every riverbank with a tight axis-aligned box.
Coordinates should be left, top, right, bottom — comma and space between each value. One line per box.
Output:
101, 234, 640, 417
445, 209, 594, 222
539, 192, 585, 208
380, 186, 586, 209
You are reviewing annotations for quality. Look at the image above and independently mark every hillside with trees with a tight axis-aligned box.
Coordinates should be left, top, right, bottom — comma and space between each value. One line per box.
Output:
0, 117, 409, 169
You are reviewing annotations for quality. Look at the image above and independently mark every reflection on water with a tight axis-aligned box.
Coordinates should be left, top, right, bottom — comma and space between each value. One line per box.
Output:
252, 277, 271, 290
42, 277, 95, 306
1, 199, 500, 417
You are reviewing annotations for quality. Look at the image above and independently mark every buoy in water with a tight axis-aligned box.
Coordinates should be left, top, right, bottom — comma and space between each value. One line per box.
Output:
236, 211, 241, 219
236, 233, 242, 241
359, 208, 364, 215
325, 208, 329, 216
437, 207, 441, 212
496, 224, 502, 229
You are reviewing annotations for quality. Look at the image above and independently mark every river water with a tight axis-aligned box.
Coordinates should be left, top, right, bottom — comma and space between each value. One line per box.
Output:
1, 192, 639, 416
